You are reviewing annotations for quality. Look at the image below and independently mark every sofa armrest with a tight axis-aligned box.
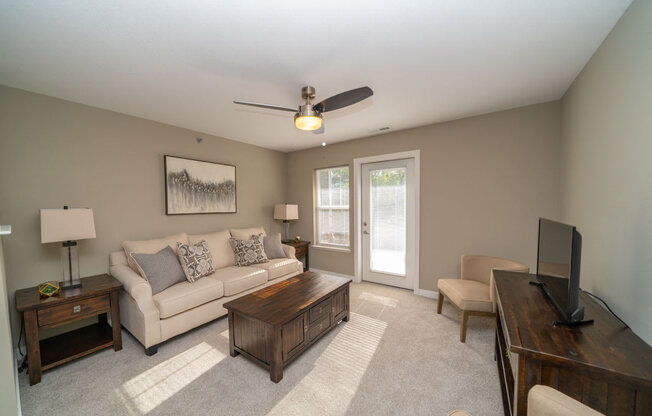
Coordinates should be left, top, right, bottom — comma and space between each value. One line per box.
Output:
282, 244, 296, 259
110, 264, 161, 347
528, 385, 604, 416
110, 264, 159, 319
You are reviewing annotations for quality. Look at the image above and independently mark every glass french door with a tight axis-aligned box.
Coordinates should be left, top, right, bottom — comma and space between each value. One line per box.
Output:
361, 158, 415, 289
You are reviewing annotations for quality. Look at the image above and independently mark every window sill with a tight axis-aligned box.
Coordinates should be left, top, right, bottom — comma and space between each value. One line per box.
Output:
312, 245, 351, 253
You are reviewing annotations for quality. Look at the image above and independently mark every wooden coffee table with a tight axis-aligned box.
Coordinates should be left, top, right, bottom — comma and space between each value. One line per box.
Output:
224, 271, 350, 382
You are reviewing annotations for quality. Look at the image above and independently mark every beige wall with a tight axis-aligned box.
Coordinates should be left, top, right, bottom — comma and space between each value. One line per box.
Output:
0, 85, 287, 340
560, 0, 651, 344
0, 235, 20, 416
286, 102, 562, 290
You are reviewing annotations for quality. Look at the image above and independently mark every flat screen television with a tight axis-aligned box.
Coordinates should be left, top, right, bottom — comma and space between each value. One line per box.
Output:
536, 218, 585, 323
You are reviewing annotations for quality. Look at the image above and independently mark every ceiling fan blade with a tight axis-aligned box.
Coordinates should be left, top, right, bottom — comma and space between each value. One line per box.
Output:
312, 124, 325, 135
314, 86, 373, 113
233, 100, 297, 112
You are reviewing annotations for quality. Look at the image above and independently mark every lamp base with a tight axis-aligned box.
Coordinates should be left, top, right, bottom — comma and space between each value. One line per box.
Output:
283, 220, 290, 242
61, 279, 82, 290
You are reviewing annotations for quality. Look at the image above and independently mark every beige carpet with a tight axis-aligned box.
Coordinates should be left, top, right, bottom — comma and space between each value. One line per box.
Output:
19, 280, 503, 415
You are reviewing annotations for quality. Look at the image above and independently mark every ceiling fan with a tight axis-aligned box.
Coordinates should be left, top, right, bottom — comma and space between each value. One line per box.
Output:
234, 85, 373, 134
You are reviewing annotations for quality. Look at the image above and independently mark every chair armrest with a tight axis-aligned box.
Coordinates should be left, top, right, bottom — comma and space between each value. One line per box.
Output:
489, 264, 530, 312
282, 244, 297, 259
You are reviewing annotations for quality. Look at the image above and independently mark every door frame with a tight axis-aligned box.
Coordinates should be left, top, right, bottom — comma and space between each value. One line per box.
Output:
353, 150, 420, 293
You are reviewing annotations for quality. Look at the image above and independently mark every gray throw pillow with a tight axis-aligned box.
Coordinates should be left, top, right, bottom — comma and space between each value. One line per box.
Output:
131, 246, 186, 295
263, 233, 286, 259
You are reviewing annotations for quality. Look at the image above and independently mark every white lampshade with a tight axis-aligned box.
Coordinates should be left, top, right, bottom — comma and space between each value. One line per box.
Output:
40, 208, 96, 243
274, 204, 299, 221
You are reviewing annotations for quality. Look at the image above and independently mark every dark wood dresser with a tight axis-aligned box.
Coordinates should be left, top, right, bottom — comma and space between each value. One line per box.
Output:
494, 270, 652, 416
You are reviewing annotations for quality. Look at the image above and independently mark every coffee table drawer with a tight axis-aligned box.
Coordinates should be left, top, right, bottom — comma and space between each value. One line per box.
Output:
309, 298, 331, 324
38, 295, 110, 327
308, 314, 330, 341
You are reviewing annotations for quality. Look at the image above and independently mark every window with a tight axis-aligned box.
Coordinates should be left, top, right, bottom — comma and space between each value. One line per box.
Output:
315, 166, 350, 247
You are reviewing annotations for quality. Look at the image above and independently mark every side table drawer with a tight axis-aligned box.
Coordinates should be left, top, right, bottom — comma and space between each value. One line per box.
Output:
38, 295, 110, 328
294, 245, 306, 258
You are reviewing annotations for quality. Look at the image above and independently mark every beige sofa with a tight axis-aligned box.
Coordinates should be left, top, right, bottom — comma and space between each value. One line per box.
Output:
109, 226, 303, 355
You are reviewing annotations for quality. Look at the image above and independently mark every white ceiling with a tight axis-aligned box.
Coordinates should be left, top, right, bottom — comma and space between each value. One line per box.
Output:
0, 1, 630, 152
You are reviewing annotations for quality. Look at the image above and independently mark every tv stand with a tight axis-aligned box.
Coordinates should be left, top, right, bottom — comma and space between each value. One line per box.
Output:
495, 270, 652, 416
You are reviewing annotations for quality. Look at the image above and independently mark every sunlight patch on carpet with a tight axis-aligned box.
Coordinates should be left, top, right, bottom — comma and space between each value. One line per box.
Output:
358, 291, 399, 308
266, 312, 387, 415
116, 342, 225, 414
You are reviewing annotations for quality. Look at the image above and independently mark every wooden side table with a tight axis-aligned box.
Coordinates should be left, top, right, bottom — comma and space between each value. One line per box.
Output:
282, 240, 310, 271
15, 274, 123, 385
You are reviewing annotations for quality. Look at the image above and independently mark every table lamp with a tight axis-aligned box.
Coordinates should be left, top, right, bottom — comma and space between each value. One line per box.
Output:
40, 206, 96, 289
274, 204, 298, 243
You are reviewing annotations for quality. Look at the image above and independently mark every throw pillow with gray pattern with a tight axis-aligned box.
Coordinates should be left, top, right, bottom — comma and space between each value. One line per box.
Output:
229, 233, 269, 266
177, 240, 215, 282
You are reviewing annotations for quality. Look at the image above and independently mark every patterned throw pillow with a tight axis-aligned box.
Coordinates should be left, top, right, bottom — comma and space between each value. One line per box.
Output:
176, 240, 215, 282
229, 233, 269, 266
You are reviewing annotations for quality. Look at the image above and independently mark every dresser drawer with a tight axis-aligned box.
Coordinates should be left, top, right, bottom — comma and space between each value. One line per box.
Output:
38, 295, 110, 328
309, 298, 332, 324
308, 314, 330, 341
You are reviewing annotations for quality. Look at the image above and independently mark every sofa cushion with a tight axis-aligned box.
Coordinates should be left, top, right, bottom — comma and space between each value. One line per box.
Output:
437, 278, 492, 312
123, 233, 189, 274
153, 276, 224, 319
251, 258, 302, 280
188, 230, 233, 269
211, 266, 267, 296
229, 233, 269, 266
131, 246, 186, 295
230, 226, 266, 240
177, 240, 215, 282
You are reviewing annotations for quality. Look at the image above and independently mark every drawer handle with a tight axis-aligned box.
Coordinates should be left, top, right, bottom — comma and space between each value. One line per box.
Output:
304, 325, 308, 332
73, 305, 81, 313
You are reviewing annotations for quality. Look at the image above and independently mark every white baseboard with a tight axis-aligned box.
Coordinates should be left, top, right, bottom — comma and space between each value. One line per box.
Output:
309, 268, 356, 281
310, 268, 438, 299
414, 288, 438, 299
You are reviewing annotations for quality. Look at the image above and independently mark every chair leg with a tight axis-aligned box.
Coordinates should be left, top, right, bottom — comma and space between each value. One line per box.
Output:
460, 311, 469, 343
437, 291, 444, 314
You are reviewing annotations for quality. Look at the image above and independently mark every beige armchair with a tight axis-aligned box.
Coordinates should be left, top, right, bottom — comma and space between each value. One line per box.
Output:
448, 384, 604, 416
437, 254, 529, 342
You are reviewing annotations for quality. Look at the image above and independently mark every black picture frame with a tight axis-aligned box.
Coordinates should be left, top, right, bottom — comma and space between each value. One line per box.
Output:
164, 155, 237, 215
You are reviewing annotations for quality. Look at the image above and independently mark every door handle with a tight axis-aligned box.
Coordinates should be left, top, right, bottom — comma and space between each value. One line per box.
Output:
363, 231, 369, 235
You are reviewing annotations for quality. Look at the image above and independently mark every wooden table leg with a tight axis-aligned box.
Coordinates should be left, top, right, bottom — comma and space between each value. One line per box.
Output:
228, 310, 239, 357
269, 325, 283, 383
110, 290, 122, 351
343, 286, 350, 322
24, 310, 41, 385
304, 245, 309, 271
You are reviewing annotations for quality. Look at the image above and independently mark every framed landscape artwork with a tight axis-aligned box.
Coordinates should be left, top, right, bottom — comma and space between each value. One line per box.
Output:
165, 155, 236, 214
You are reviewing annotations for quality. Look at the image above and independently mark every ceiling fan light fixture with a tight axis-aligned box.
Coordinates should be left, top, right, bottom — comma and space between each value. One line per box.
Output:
294, 114, 322, 131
